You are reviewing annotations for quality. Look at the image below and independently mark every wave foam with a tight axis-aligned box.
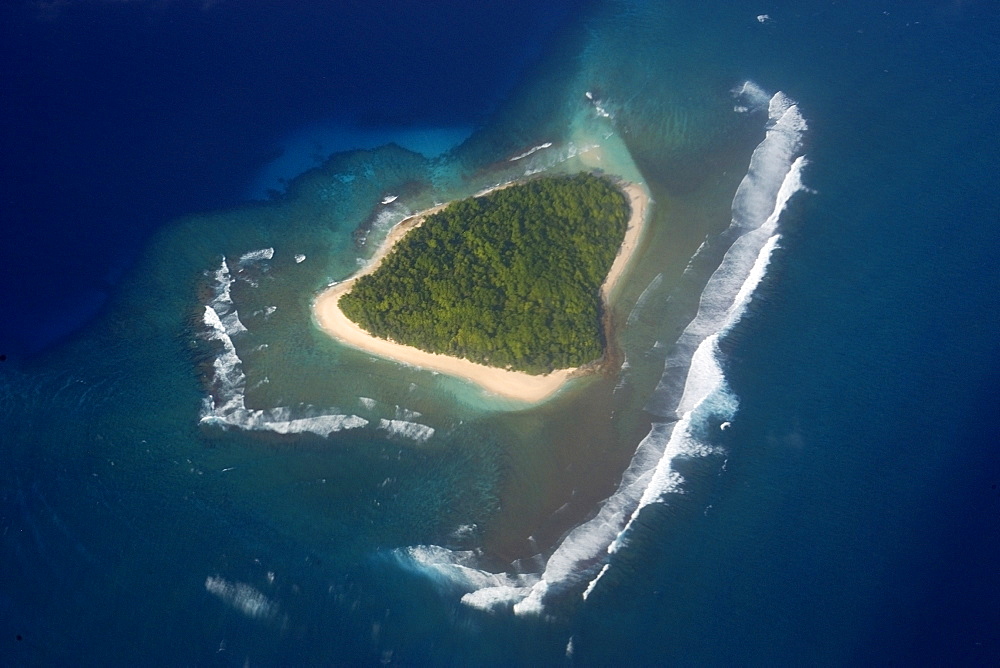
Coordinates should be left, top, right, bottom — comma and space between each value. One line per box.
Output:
358, 205, 411, 248
732, 81, 772, 113
584, 88, 808, 602
378, 419, 435, 443
384, 84, 809, 617
394, 405, 422, 420
204, 576, 277, 619
206, 258, 247, 336
517, 87, 808, 613
509, 142, 553, 161
199, 257, 368, 437
390, 546, 538, 612
238, 247, 275, 267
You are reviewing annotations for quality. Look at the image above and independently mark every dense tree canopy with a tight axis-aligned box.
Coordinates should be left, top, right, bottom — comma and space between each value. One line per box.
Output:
339, 173, 630, 374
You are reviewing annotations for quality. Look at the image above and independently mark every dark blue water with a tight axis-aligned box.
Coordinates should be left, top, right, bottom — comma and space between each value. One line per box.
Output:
0, 0, 583, 356
2, 1, 999, 664
573, 3, 1000, 663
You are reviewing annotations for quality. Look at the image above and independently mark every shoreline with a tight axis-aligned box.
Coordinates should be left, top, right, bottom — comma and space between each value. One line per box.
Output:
313, 179, 650, 403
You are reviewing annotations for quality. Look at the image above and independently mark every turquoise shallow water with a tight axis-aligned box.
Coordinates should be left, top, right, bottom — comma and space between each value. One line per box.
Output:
3, 1, 999, 664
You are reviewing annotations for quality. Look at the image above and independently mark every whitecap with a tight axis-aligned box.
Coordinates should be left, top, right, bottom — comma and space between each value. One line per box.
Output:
383, 86, 810, 617
584, 90, 809, 603
393, 405, 423, 421
204, 576, 277, 620
205, 258, 247, 336
509, 142, 553, 161
390, 546, 537, 613
238, 247, 275, 267
378, 418, 435, 443
199, 258, 368, 437
516, 87, 809, 614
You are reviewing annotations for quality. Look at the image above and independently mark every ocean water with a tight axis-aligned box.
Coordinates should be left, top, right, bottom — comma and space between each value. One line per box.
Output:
2, 1, 999, 664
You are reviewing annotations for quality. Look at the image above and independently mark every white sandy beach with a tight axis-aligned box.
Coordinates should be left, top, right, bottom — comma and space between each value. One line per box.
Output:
313, 180, 650, 402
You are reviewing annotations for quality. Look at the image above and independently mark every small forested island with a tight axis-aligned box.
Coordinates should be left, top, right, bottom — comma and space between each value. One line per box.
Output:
338, 173, 630, 374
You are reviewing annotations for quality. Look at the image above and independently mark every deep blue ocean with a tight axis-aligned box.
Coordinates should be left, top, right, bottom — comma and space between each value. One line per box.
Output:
2, 0, 998, 665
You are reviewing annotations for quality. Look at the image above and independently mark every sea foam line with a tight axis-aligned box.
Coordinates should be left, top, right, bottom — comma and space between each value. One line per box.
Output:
580, 92, 809, 603
391, 86, 809, 616
199, 256, 369, 437
509, 142, 553, 161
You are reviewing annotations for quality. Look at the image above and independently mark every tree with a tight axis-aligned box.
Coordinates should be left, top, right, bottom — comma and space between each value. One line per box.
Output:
339, 173, 630, 374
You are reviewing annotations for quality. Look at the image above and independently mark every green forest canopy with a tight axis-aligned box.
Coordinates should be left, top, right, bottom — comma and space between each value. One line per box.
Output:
339, 173, 630, 374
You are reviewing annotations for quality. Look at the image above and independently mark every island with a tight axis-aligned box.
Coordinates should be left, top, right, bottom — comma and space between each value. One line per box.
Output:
314, 173, 650, 402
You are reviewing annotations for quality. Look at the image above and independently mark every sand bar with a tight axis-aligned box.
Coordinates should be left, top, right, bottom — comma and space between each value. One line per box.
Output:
313, 180, 651, 402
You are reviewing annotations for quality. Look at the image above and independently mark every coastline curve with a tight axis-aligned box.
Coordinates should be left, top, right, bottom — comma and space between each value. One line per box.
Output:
312, 179, 651, 403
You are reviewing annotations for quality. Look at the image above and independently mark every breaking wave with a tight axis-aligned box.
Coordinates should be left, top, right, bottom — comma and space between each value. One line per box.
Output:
378, 419, 435, 443
518, 87, 808, 613
389, 546, 538, 613
206, 259, 247, 335
388, 84, 810, 616
357, 203, 411, 248
509, 142, 553, 161
237, 247, 274, 267
199, 255, 369, 437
